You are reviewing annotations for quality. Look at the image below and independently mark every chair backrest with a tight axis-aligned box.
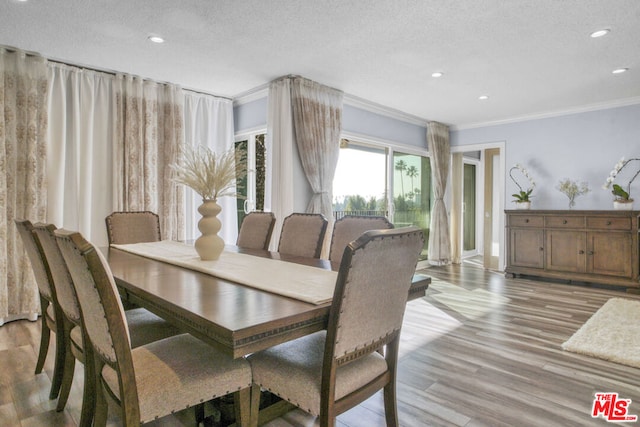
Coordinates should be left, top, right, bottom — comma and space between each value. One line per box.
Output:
14, 219, 55, 302
328, 215, 394, 263
55, 230, 132, 366
277, 213, 328, 259
32, 223, 82, 325
105, 211, 161, 245
326, 227, 423, 365
236, 211, 276, 250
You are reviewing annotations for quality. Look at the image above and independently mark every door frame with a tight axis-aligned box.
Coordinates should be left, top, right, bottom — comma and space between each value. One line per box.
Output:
451, 141, 505, 271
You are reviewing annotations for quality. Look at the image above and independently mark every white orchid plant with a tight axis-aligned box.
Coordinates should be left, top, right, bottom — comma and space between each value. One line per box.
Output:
170, 144, 246, 201
509, 163, 536, 203
602, 157, 640, 202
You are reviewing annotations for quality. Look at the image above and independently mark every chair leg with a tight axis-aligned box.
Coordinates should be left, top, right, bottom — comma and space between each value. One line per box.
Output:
383, 381, 399, 427
35, 298, 50, 375
49, 318, 67, 400
234, 387, 252, 427
55, 330, 76, 411
78, 343, 97, 427
194, 403, 205, 425
248, 384, 261, 427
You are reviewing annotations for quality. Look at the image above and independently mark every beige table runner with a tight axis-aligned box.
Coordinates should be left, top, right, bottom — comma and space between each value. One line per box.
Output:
111, 240, 336, 305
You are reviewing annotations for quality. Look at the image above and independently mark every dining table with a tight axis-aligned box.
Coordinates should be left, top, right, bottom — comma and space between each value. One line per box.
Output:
103, 242, 431, 360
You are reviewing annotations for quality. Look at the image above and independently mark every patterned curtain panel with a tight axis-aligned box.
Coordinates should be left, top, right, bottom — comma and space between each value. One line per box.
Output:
113, 75, 184, 240
0, 49, 48, 323
290, 77, 343, 221
427, 121, 452, 264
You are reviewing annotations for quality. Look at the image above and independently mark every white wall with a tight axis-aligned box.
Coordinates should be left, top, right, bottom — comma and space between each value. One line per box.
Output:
451, 104, 640, 211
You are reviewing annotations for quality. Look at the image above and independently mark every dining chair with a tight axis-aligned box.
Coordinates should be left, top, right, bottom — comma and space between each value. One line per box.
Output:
14, 219, 66, 400
55, 229, 252, 427
278, 213, 328, 259
328, 215, 394, 264
33, 223, 182, 427
105, 211, 161, 245
248, 227, 423, 427
236, 211, 276, 250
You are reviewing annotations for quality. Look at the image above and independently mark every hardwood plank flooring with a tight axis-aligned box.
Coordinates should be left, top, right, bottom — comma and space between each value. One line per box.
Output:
2, 262, 639, 426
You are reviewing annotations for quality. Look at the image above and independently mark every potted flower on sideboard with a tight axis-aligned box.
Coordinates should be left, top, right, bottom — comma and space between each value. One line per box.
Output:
509, 163, 535, 209
603, 157, 640, 210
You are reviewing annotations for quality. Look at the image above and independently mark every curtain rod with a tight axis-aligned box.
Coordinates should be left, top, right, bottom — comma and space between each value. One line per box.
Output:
1, 43, 232, 101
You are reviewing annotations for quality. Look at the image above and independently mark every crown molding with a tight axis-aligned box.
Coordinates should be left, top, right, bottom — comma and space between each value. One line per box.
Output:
452, 97, 640, 131
343, 94, 428, 127
232, 83, 429, 127
232, 83, 269, 106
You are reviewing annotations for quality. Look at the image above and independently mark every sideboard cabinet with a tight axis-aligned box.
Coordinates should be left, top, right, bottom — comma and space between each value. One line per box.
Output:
505, 210, 640, 288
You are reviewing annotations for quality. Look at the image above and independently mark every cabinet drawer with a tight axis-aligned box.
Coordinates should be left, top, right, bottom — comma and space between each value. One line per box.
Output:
586, 216, 631, 230
545, 216, 585, 228
509, 215, 543, 227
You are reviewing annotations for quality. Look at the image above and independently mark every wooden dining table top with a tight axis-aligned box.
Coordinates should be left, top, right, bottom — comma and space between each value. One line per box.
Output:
104, 244, 430, 359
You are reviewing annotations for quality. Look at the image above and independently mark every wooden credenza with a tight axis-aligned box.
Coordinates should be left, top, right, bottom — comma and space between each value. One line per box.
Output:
505, 210, 640, 288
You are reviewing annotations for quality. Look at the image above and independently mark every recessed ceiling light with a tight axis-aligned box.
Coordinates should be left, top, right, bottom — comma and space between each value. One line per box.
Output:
612, 68, 628, 74
590, 29, 610, 38
478, 95, 489, 100
431, 72, 443, 78
148, 35, 165, 44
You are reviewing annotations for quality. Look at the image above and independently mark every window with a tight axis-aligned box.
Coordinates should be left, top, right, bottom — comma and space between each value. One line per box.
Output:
333, 138, 432, 261
234, 132, 266, 227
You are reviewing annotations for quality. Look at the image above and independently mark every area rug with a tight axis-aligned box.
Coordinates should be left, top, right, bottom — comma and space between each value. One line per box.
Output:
562, 298, 640, 368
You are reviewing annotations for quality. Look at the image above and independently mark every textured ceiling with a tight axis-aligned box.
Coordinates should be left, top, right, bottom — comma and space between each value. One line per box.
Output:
2, 0, 639, 127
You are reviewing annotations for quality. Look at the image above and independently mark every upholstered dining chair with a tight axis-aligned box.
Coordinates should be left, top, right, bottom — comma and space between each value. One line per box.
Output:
248, 227, 424, 427
328, 215, 394, 264
236, 211, 276, 250
278, 213, 328, 259
33, 223, 181, 427
105, 211, 161, 245
55, 229, 252, 427
14, 219, 66, 401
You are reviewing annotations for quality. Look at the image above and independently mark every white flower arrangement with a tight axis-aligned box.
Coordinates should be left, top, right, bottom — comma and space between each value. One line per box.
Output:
602, 157, 640, 202
509, 163, 536, 202
557, 178, 590, 209
170, 144, 246, 201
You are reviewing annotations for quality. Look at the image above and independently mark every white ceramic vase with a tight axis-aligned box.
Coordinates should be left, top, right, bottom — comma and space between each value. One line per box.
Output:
515, 201, 531, 210
195, 199, 224, 260
613, 200, 634, 211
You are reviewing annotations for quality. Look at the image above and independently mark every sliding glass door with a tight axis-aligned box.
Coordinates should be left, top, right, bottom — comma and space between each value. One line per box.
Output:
392, 151, 432, 260
333, 140, 432, 261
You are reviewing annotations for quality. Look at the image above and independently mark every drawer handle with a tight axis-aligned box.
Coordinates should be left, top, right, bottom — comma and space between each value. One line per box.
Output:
579, 250, 585, 254
525, 219, 529, 223
588, 251, 594, 255
606, 221, 612, 225
563, 220, 568, 224
539, 247, 544, 251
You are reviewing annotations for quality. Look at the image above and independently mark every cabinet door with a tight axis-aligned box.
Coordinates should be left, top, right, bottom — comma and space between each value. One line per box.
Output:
587, 232, 633, 278
509, 228, 544, 269
546, 230, 586, 273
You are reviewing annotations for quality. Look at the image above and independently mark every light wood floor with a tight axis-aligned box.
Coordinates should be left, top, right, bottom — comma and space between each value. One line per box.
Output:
2, 262, 640, 426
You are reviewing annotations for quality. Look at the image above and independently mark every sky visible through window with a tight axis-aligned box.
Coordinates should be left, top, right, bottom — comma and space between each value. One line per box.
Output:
333, 148, 386, 202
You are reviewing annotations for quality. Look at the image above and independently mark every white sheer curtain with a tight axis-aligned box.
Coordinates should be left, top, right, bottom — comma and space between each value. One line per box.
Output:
183, 92, 238, 243
265, 77, 295, 250
0, 49, 48, 324
427, 121, 452, 264
47, 63, 114, 246
113, 74, 184, 240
